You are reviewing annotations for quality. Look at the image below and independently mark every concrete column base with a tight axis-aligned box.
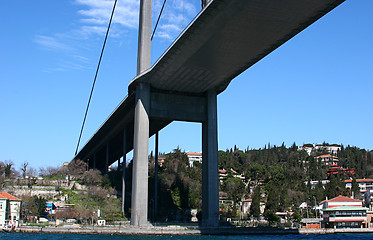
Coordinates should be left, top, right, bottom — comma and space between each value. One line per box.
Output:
202, 89, 219, 228
131, 82, 150, 227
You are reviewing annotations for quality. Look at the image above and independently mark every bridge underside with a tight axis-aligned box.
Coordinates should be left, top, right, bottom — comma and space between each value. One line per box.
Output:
74, 0, 345, 227
78, 90, 207, 171
76, 0, 344, 166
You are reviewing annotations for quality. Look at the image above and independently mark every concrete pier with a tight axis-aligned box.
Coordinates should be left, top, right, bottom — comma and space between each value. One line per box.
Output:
122, 127, 127, 215
202, 90, 219, 227
131, 0, 152, 227
131, 83, 150, 226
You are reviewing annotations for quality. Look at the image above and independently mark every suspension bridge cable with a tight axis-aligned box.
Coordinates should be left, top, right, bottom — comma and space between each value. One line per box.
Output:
151, 0, 167, 41
75, 0, 118, 156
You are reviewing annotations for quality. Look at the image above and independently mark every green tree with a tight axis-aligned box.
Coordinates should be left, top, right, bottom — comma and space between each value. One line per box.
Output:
351, 178, 360, 197
222, 177, 245, 202
264, 210, 280, 225
250, 186, 261, 217
325, 174, 347, 199
33, 196, 47, 217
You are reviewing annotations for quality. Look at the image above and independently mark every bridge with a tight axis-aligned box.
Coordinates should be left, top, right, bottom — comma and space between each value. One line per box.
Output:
74, 0, 345, 227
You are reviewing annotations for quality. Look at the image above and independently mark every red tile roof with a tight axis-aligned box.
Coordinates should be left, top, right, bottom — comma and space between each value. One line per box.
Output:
0, 192, 21, 201
345, 179, 373, 183
315, 154, 338, 158
186, 152, 202, 156
242, 199, 252, 202
356, 179, 373, 183
327, 195, 361, 202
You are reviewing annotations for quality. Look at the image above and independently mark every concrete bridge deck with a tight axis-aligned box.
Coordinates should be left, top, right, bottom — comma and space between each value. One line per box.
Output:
74, 0, 345, 168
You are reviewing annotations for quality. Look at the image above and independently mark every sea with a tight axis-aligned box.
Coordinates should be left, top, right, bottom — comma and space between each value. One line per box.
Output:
1, 233, 373, 240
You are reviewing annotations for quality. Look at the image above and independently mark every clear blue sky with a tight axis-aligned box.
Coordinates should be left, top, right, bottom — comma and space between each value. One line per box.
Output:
0, 0, 372, 171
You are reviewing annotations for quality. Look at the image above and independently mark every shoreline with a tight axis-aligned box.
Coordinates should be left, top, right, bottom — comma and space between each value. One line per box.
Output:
15, 225, 373, 235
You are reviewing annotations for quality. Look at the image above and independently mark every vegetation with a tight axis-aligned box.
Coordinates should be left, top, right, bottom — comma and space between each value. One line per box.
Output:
1, 142, 372, 225
147, 143, 372, 221
148, 148, 202, 221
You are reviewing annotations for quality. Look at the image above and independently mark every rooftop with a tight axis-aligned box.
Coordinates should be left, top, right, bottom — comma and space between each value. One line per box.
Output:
0, 192, 21, 201
345, 179, 373, 183
315, 154, 336, 158
324, 195, 361, 203
186, 152, 202, 156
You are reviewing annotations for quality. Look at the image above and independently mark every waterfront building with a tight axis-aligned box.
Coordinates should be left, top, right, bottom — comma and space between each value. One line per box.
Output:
301, 218, 322, 229
321, 195, 369, 228
0, 192, 21, 228
322, 206, 368, 228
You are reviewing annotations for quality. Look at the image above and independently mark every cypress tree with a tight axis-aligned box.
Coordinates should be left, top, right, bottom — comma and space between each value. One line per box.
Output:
250, 186, 261, 217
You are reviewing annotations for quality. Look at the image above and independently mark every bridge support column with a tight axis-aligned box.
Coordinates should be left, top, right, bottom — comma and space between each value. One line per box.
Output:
131, 0, 151, 227
131, 82, 150, 227
122, 127, 127, 215
202, 89, 219, 228
154, 132, 159, 221
106, 143, 109, 174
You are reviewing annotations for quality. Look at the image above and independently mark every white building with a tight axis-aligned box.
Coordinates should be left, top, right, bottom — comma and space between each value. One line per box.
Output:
315, 154, 339, 166
298, 146, 313, 155
241, 199, 252, 214
298, 144, 341, 156
320, 195, 368, 228
345, 178, 373, 194
304, 180, 330, 189
0, 192, 21, 228
186, 152, 202, 167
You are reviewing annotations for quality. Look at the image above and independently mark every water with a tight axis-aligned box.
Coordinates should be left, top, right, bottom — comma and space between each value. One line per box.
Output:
1, 233, 373, 240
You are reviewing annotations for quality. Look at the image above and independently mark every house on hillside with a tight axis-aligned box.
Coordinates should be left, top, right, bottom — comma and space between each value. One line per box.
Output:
327, 164, 355, 176
158, 156, 165, 167
298, 144, 341, 156
304, 180, 330, 189
219, 169, 228, 183
298, 146, 313, 155
345, 178, 373, 210
186, 152, 202, 167
315, 154, 339, 166
345, 178, 373, 194
316, 145, 341, 155
321, 195, 370, 228
0, 192, 21, 228
241, 199, 252, 214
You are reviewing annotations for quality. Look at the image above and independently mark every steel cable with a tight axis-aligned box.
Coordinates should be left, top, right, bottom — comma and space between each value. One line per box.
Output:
75, 0, 118, 156
151, 0, 167, 41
